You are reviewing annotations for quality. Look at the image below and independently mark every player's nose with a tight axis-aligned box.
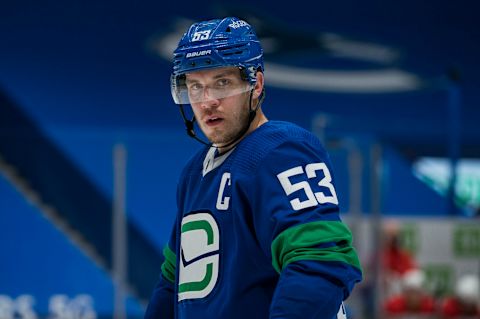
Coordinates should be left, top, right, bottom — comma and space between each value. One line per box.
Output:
199, 96, 220, 110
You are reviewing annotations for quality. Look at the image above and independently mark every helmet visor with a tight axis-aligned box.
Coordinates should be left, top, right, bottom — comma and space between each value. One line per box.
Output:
171, 72, 253, 105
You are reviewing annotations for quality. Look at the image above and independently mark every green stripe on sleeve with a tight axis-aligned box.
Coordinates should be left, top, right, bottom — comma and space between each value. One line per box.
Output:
161, 245, 177, 283
271, 220, 361, 273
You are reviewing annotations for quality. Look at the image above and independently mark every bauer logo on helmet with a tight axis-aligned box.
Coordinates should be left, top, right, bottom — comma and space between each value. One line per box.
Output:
186, 50, 212, 59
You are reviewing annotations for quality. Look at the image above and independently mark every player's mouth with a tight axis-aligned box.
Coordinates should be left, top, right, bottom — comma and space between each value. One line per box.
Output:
205, 117, 224, 127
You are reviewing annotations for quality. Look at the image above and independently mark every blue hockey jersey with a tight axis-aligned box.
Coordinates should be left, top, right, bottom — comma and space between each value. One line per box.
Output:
145, 121, 362, 319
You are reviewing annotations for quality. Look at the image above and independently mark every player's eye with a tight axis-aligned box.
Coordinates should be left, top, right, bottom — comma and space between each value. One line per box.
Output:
215, 78, 231, 88
188, 83, 203, 91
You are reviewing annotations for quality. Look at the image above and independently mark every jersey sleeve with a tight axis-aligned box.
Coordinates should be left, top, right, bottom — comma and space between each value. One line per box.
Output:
243, 138, 362, 318
144, 221, 177, 319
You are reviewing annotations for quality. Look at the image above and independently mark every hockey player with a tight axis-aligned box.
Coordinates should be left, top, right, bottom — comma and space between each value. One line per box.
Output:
145, 17, 362, 319
383, 269, 436, 317
440, 274, 480, 318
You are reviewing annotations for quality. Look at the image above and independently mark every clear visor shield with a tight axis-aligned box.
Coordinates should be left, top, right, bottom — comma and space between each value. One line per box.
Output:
171, 74, 253, 105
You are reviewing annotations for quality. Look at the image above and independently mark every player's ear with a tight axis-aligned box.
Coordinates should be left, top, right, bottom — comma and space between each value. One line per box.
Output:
253, 71, 264, 99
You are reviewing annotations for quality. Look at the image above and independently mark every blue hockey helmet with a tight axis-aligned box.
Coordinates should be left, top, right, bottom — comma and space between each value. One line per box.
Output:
171, 17, 264, 104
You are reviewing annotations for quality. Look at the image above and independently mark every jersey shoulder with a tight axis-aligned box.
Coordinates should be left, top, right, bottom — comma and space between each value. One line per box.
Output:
178, 145, 208, 181
233, 120, 327, 174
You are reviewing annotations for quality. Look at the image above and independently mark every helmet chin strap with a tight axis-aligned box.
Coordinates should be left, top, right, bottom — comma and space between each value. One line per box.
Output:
178, 104, 211, 147
178, 88, 263, 151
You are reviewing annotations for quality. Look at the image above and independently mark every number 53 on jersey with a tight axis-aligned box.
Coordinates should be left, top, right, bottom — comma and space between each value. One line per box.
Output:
277, 162, 339, 211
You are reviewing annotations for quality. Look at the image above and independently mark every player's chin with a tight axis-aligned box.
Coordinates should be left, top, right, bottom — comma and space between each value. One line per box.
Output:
209, 136, 226, 145
209, 133, 231, 146
206, 127, 239, 145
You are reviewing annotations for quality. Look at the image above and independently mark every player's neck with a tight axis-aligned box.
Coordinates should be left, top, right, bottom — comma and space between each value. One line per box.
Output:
217, 111, 268, 154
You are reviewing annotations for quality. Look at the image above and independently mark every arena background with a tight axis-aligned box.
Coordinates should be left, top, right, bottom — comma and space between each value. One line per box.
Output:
0, 1, 479, 318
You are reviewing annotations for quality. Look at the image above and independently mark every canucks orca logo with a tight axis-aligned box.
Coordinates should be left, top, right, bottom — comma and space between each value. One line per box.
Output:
178, 213, 220, 301
147, 14, 423, 93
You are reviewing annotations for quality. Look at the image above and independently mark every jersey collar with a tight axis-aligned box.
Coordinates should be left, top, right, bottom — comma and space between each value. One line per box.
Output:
202, 146, 236, 176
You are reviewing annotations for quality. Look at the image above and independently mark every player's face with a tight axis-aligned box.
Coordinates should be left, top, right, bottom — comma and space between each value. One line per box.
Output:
186, 67, 252, 147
